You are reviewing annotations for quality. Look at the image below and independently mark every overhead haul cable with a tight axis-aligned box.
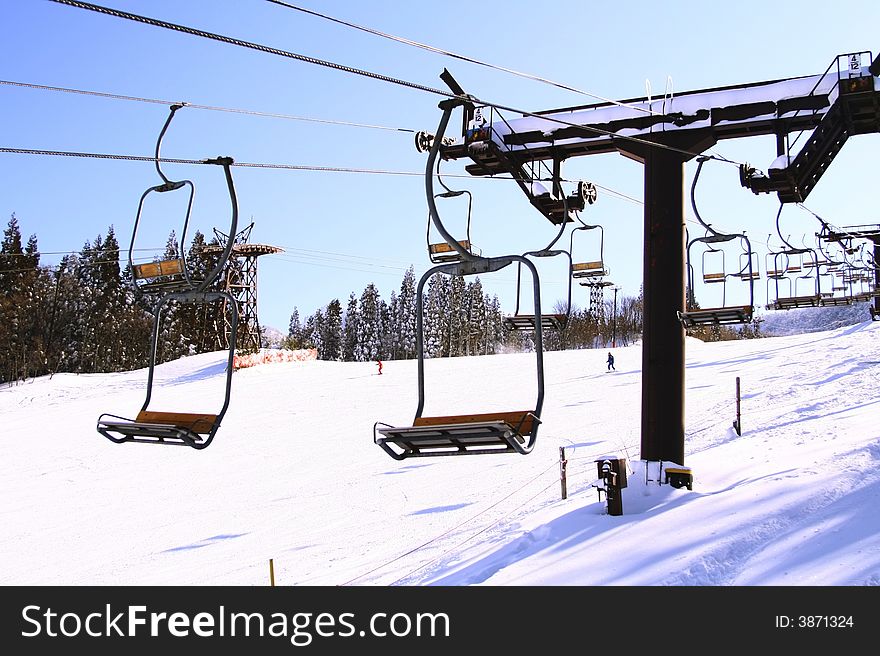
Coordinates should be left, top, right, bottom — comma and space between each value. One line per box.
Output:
47, 0, 743, 167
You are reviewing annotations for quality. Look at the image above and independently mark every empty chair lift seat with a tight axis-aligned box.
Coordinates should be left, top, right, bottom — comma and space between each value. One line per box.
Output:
97, 410, 219, 448
503, 314, 568, 331
678, 305, 753, 328
428, 240, 476, 263
767, 295, 823, 310
820, 295, 854, 307
572, 261, 607, 279
133, 258, 192, 294
375, 411, 539, 459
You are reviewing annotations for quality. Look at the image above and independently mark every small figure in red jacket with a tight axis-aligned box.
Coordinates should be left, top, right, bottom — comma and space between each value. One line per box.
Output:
377, 360, 383, 375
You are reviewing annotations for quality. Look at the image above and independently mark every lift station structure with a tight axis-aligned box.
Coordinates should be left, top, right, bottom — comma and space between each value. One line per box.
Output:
203, 223, 282, 353
432, 50, 880, 466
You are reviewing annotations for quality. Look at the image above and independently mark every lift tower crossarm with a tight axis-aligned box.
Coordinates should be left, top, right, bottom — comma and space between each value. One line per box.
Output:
442, 70, 845, 166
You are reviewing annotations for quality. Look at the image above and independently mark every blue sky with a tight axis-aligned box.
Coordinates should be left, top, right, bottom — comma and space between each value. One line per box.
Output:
2, 0, 879, 331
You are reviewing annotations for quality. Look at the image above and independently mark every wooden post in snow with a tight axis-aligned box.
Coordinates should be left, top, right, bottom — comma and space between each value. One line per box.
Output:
269, 558, 275, 586
733, 376, 742, 436
559, 447, 568, 500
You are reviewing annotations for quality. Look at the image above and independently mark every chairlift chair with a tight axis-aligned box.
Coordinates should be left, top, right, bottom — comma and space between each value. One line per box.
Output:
503, 247, 573, 332
701, 247, 726, 284
128, 106, 239, 303
821, 263, 857, 306
374, 255, 544, 459
801, 248, 818, 269
375, 96, 544, 460
97, 291, 239, 449
738, 250, 761, 281
426, 167, 480, 264
503, 188, 576, 332
570, 223, 609, 282
785, 250, 803, 274
679, 233, 755, 328
677, 157, 755, 328
765, 249, 788, 279
766, 247, 824, 310
97, 104, 241, 449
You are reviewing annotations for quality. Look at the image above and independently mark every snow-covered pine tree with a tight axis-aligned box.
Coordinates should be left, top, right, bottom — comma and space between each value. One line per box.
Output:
355, 283, 382, 362
342, 292, 359, 362
306, 308, 324, 355
467, 277, 488, 355
322, 299, 343, 361
447, 274, 466, 357
285, 307, 303, 349
386, 290, 400, 360
155, 231, 189, 364
397, 265, 418, 359
0, 214, 33, 381
423, 273, 448, 358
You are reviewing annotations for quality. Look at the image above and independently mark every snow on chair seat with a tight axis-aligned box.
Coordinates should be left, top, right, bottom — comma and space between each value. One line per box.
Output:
97, 410, 219, 448
375, 411, 539, 460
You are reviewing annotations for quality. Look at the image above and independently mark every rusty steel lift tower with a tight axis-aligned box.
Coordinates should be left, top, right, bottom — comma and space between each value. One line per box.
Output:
204, 223, 282, 353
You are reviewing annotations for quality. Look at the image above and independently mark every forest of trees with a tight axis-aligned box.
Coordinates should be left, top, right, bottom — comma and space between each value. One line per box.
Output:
0, 212, 762, 385
0, 214, 228, 384
281, 265, 648, 362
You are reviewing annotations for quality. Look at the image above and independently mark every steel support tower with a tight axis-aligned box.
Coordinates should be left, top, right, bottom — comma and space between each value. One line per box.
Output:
204, 224, 282, 352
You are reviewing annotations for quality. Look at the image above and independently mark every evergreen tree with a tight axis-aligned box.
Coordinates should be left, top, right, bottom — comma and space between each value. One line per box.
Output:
467, 278, 488, 355
309, 308, 325, 357
378, 298, 391, 360
322, 299, 343, 361
423, 273, 447, 358
342, 292, 359, 362
447, 274, 466, 357
24, 234, 40, 269
155, 231, 189, 363
94, 226, 125, 370
355, 283, 382, 362
487, 294, 504, 355
184, 230, 222, 353
0, 214, 42, 382
397, 265, 418, 359
50, 255, 86, 375
0, 213, 24, 296
386, 290, 400, 360
300, 312, 317, 350
284, 307, 303, 349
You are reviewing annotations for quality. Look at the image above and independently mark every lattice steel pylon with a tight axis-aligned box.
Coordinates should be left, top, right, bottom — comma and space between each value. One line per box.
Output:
584, 280, 612, 325
203, 223, 282, 353
582, 279, 613, 346
588, 283, 606, 325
